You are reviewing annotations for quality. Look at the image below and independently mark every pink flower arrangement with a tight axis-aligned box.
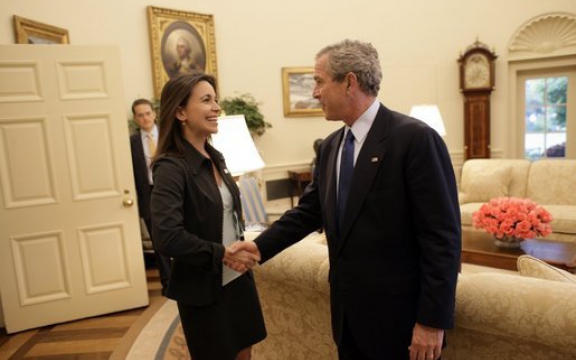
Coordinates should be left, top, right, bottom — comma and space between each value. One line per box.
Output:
472, 197, 553, 241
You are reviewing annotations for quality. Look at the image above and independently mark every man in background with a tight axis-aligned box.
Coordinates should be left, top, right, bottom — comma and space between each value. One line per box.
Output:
130, 99, 171, 295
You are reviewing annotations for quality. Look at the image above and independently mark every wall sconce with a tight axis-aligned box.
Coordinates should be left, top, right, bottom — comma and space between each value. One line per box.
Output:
409, 104, 447, 136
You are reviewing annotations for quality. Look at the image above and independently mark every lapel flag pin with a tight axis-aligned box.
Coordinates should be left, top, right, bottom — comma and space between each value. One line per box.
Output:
371, 157, 379, 163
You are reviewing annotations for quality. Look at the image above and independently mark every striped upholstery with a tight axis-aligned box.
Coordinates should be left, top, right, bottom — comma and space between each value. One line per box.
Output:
238, 177, 268, 223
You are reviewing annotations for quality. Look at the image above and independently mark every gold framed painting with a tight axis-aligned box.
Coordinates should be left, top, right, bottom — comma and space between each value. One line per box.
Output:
13, 15, 70, 44
147, 6, 218, 99
282, 67, 323, 117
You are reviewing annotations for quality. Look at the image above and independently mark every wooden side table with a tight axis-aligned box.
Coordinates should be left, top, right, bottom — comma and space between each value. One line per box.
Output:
288, 170, 312, 208
461, 230, 576, 273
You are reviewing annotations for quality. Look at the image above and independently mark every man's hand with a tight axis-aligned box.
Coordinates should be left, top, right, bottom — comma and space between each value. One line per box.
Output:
223, 241, 261, 272
408, 323, 444, 360
230, 241, 261, 259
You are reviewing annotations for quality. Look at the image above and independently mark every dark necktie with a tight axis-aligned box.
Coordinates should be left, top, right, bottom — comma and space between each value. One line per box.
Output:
337, 130, 355, 229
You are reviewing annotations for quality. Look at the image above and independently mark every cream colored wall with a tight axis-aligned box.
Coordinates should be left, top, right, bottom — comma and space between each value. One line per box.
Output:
1, 0, 575, 179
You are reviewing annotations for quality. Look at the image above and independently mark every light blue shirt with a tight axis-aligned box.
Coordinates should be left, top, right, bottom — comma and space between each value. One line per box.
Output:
219, 182, 242, 286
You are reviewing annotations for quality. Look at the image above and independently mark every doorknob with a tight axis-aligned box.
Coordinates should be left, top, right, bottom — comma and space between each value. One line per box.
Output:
122, 189, 134, 207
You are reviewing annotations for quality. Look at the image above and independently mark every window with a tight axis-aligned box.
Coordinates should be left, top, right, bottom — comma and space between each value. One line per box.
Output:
507, 13, 576, 161
524, 76, 568, 159
515, 67, 575, 160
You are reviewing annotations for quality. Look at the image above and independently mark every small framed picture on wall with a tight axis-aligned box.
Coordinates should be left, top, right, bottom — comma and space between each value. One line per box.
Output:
282, 67, 323, 118
13, 15, 70, 44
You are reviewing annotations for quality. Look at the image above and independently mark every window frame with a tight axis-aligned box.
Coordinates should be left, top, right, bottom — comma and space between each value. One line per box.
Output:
508, 57, 576, 159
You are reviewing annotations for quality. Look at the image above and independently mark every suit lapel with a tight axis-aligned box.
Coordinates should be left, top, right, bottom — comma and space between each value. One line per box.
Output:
337, 105, 391, 254
133, 133, 148, 181
132, 133, 143, 160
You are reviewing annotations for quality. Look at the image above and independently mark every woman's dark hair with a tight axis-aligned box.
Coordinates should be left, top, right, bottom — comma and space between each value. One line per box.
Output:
155, 72, 217, 158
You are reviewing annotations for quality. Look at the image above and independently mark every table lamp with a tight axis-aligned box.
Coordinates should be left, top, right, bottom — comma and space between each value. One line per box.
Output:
211, 114, 265, 176
409, 104, 447, 136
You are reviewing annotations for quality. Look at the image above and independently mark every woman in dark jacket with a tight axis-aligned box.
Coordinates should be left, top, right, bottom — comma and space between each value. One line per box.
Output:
150, 72, 266, 360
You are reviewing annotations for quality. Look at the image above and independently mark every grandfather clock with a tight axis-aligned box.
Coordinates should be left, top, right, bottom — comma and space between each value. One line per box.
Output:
458, 40, 497, 159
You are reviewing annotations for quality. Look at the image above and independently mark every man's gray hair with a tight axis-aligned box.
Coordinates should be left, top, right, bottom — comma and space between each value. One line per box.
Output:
316, 39, 382, 96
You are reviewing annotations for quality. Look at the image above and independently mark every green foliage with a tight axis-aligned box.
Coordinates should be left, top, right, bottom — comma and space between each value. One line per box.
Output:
526, 77, 567, 131
219, 93, 272, 136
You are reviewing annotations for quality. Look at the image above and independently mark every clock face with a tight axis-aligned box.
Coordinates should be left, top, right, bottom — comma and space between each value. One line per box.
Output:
464, 53, 491, 89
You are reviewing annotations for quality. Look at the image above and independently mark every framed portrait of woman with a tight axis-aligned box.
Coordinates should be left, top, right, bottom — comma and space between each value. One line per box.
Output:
147, 6, 218, 99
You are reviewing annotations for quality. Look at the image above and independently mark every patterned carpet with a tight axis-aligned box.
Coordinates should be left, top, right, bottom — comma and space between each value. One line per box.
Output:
124, 299, 189, 360
0, 266, 167, 360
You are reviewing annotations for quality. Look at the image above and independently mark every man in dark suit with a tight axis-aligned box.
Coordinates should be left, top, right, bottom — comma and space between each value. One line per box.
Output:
130, 99, 172, 295
233, 40, 461, 360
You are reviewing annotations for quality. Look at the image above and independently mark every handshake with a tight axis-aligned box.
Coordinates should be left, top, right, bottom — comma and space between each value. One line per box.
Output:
223, 241, 261, 273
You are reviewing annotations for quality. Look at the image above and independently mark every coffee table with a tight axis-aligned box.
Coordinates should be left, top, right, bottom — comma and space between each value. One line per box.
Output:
461, 230, 576, 273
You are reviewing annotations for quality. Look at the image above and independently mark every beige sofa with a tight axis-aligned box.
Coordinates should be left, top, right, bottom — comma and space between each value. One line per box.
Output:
251, 232, 336, 360
459, 158, 576, 242
250, 233, 576, 360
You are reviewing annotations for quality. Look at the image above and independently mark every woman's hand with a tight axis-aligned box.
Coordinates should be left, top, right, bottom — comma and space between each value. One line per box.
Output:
223, 241, 261, 272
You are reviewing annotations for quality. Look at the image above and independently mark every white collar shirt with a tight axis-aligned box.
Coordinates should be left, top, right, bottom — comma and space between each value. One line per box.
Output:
337, 100, 379, 186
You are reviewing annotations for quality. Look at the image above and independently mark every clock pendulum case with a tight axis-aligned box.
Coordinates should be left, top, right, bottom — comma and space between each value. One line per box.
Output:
458, 40, 497, 159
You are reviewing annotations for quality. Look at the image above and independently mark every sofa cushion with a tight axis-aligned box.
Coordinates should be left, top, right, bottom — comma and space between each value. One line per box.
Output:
306, 231, 328, 244
538, 204, 576, 234
527, 159, 576, 205
460, 165, 512, 203
517, 255, 576, 284
459, 202, 483, 226
459, 159, 531, 204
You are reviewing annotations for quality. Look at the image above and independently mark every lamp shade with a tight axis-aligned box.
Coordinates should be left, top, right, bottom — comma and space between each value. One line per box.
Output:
409, 104, 447, 136
211, 115, 265, 176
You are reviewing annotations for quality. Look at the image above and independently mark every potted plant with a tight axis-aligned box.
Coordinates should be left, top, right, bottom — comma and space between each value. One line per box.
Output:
219, 93, 271, 136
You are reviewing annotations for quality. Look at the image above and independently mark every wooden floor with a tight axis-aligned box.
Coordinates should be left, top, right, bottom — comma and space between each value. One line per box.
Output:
0, 257, 163, 360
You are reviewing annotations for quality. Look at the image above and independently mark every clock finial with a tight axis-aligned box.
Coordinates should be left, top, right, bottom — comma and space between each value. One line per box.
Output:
464, 38, 492, 53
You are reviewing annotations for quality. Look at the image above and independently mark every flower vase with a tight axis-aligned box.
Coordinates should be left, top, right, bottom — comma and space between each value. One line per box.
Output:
493, 236, 522, 249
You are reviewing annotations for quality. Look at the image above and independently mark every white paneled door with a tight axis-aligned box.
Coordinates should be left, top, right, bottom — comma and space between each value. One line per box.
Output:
0, 45, 148, 333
